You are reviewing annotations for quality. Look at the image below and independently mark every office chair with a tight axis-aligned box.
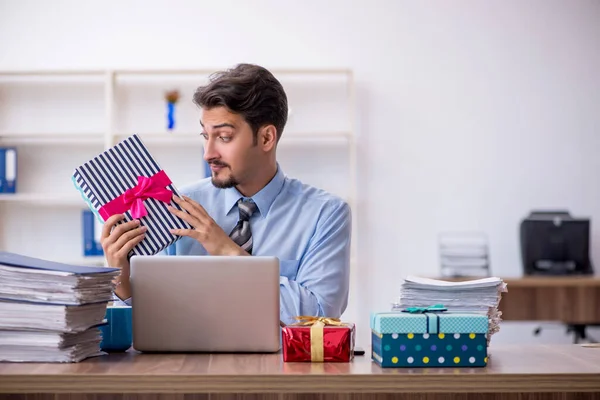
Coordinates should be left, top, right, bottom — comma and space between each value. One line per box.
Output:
438, 231, 491, 278
533, 324, 599, 344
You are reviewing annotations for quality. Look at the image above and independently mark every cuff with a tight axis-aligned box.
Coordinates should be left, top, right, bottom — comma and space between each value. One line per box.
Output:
112, 292, 132, 307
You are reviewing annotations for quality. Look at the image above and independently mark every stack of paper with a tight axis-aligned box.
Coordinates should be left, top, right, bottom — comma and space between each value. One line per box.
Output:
392, 276, 507, 343
0, 328, 104, 363
0, 252, 119, 362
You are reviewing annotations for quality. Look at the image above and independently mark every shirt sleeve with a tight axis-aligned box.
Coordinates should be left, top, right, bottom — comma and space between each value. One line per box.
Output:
278, 200, 352, 325
111, 246, 174, 306
112, 292, 132, 307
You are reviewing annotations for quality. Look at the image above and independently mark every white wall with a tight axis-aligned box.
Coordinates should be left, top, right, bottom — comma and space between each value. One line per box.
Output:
2, 0, 600, 347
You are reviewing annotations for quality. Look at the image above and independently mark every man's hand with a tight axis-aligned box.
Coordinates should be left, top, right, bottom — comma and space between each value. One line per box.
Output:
100, 214, 147, 299
168, 195, 247, 256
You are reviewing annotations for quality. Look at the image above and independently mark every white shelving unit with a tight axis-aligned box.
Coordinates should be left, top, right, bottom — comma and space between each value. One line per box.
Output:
0, 68, 359, 319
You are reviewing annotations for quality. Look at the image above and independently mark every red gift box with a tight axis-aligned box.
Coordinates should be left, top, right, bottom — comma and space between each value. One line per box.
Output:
282, 316, 355, 362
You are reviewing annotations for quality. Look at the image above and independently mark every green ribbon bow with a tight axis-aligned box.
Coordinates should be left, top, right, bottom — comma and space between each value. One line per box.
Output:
402, 304, 447, 314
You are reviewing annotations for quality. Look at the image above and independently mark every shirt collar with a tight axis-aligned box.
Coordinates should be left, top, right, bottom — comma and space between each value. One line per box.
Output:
224, 164, 286, 219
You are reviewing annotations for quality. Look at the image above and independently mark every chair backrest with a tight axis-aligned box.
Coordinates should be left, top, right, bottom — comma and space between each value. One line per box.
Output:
438, 231, 491, 278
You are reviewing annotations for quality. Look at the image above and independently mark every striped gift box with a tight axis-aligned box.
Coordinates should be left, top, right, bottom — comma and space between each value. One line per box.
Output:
72, 134, 191, 256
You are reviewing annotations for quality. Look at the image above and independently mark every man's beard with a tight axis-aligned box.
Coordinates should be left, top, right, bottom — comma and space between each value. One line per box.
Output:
211, 174, 239, 189
209, 161, 239, 189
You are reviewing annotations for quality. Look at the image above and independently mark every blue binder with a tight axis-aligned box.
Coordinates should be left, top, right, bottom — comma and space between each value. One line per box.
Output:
0, 148, 4, 193
0, 251, 118, 274
0, 147, 17, 193
82, 210, 104, 256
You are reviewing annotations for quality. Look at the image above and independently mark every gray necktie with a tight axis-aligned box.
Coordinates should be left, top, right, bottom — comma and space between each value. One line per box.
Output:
229, 199, 258, 254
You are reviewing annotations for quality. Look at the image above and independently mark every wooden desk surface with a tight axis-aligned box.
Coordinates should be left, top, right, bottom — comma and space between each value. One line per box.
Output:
502, 276, 600, 287
1, 345, 600, 399
438, 275, 600, 287
500, 276, 600, 324
437, 276, 600, 324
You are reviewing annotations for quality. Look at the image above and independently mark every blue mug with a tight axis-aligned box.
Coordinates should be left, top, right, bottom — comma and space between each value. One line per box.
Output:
99, 306, 132, 352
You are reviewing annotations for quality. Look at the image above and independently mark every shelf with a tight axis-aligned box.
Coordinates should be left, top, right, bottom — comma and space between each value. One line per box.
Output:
0, 131, 352, 146
0, 133, 105, 146
0, 192, 352, 208
0, 193, 88, 208
281, 132, 353, 146
113, 69, 352, 86
0, 70, 105, 76
0, 67, 357, 321
116, 131, 353, 146
0, 68, 351, 76
116, 133, 202, 146
0, 72, 105, 84
113, 68, 351, 77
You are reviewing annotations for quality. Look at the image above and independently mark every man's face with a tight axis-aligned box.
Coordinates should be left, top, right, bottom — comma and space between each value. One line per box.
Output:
200, 106, 259, 189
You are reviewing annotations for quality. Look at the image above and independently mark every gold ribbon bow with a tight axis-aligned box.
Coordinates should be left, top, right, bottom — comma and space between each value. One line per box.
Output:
293, 316, 345, 362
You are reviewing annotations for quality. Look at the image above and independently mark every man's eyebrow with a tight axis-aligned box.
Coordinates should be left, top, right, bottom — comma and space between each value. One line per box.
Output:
213, 123, 236, 129
199, 121, 236, 130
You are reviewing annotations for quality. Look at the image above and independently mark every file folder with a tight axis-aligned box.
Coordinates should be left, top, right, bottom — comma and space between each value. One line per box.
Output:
82, 210, 104, 256
0, 147, 17, 193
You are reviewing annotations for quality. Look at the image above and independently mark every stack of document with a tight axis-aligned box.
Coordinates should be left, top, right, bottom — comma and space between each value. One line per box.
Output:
0, 252, 119, 362
392, 276, 507, 343
0, 328, 104, 363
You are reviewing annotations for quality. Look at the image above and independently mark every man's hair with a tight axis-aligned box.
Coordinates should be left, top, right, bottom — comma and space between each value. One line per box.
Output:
193, 63, 288, 143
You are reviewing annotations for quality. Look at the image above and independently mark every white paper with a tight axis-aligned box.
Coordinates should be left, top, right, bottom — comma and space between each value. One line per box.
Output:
394, 275, 508, 345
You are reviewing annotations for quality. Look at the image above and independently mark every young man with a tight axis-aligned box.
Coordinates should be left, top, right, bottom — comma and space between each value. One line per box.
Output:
101, 64, 352, 324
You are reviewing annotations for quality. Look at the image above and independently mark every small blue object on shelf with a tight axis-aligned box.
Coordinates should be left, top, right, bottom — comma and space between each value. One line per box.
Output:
99, 306, 132, 352
82, 210, 104, 257
167, 102, 175, 130
371, 309, 489, 368
165, 90, 180, 131
0, 147, 17, 193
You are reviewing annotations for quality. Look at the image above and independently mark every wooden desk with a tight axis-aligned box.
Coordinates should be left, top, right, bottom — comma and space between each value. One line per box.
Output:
435, 276, 600, 342
1, 345, 600, 399
500, 277, 600, 324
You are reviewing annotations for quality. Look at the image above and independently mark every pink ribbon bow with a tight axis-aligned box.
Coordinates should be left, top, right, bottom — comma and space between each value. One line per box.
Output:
99, 170, 173, 220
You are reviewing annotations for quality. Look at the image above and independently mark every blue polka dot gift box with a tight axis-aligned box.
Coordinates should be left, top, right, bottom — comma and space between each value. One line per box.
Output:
370, 306, 489, 368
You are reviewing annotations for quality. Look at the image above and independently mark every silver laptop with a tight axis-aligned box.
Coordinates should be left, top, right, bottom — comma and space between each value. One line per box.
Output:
129, 255, 281, 353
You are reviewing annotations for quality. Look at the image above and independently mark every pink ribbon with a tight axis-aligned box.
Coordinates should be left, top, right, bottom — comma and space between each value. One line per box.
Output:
99, 170, 173, 220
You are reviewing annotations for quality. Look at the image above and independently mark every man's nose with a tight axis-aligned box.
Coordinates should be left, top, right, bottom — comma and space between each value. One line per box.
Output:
203, 138, 219, 161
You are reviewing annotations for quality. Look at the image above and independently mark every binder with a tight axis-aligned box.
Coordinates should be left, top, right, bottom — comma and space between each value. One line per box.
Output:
0, 148, 4, 193
0, 251, 119, 305
0, 147, 17, 193
0, 251, 118, 275
82, 210, 104, 256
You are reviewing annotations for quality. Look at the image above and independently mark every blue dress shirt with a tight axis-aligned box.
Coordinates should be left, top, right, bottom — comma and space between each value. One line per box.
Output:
116, 165, 352, 325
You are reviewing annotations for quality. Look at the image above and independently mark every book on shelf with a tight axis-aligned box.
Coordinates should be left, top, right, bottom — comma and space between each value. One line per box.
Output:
0, 147, 17, 194
82, 210, 104, 257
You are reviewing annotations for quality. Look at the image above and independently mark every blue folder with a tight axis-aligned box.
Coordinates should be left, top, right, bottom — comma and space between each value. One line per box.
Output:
82, 210, 104, 257
0, 251, 118, 275
0, 147, 17, 193
0, 148, 4, 193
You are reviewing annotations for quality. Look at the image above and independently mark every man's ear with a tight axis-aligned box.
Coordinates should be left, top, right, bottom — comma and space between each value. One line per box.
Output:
259, 125, 277, 151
